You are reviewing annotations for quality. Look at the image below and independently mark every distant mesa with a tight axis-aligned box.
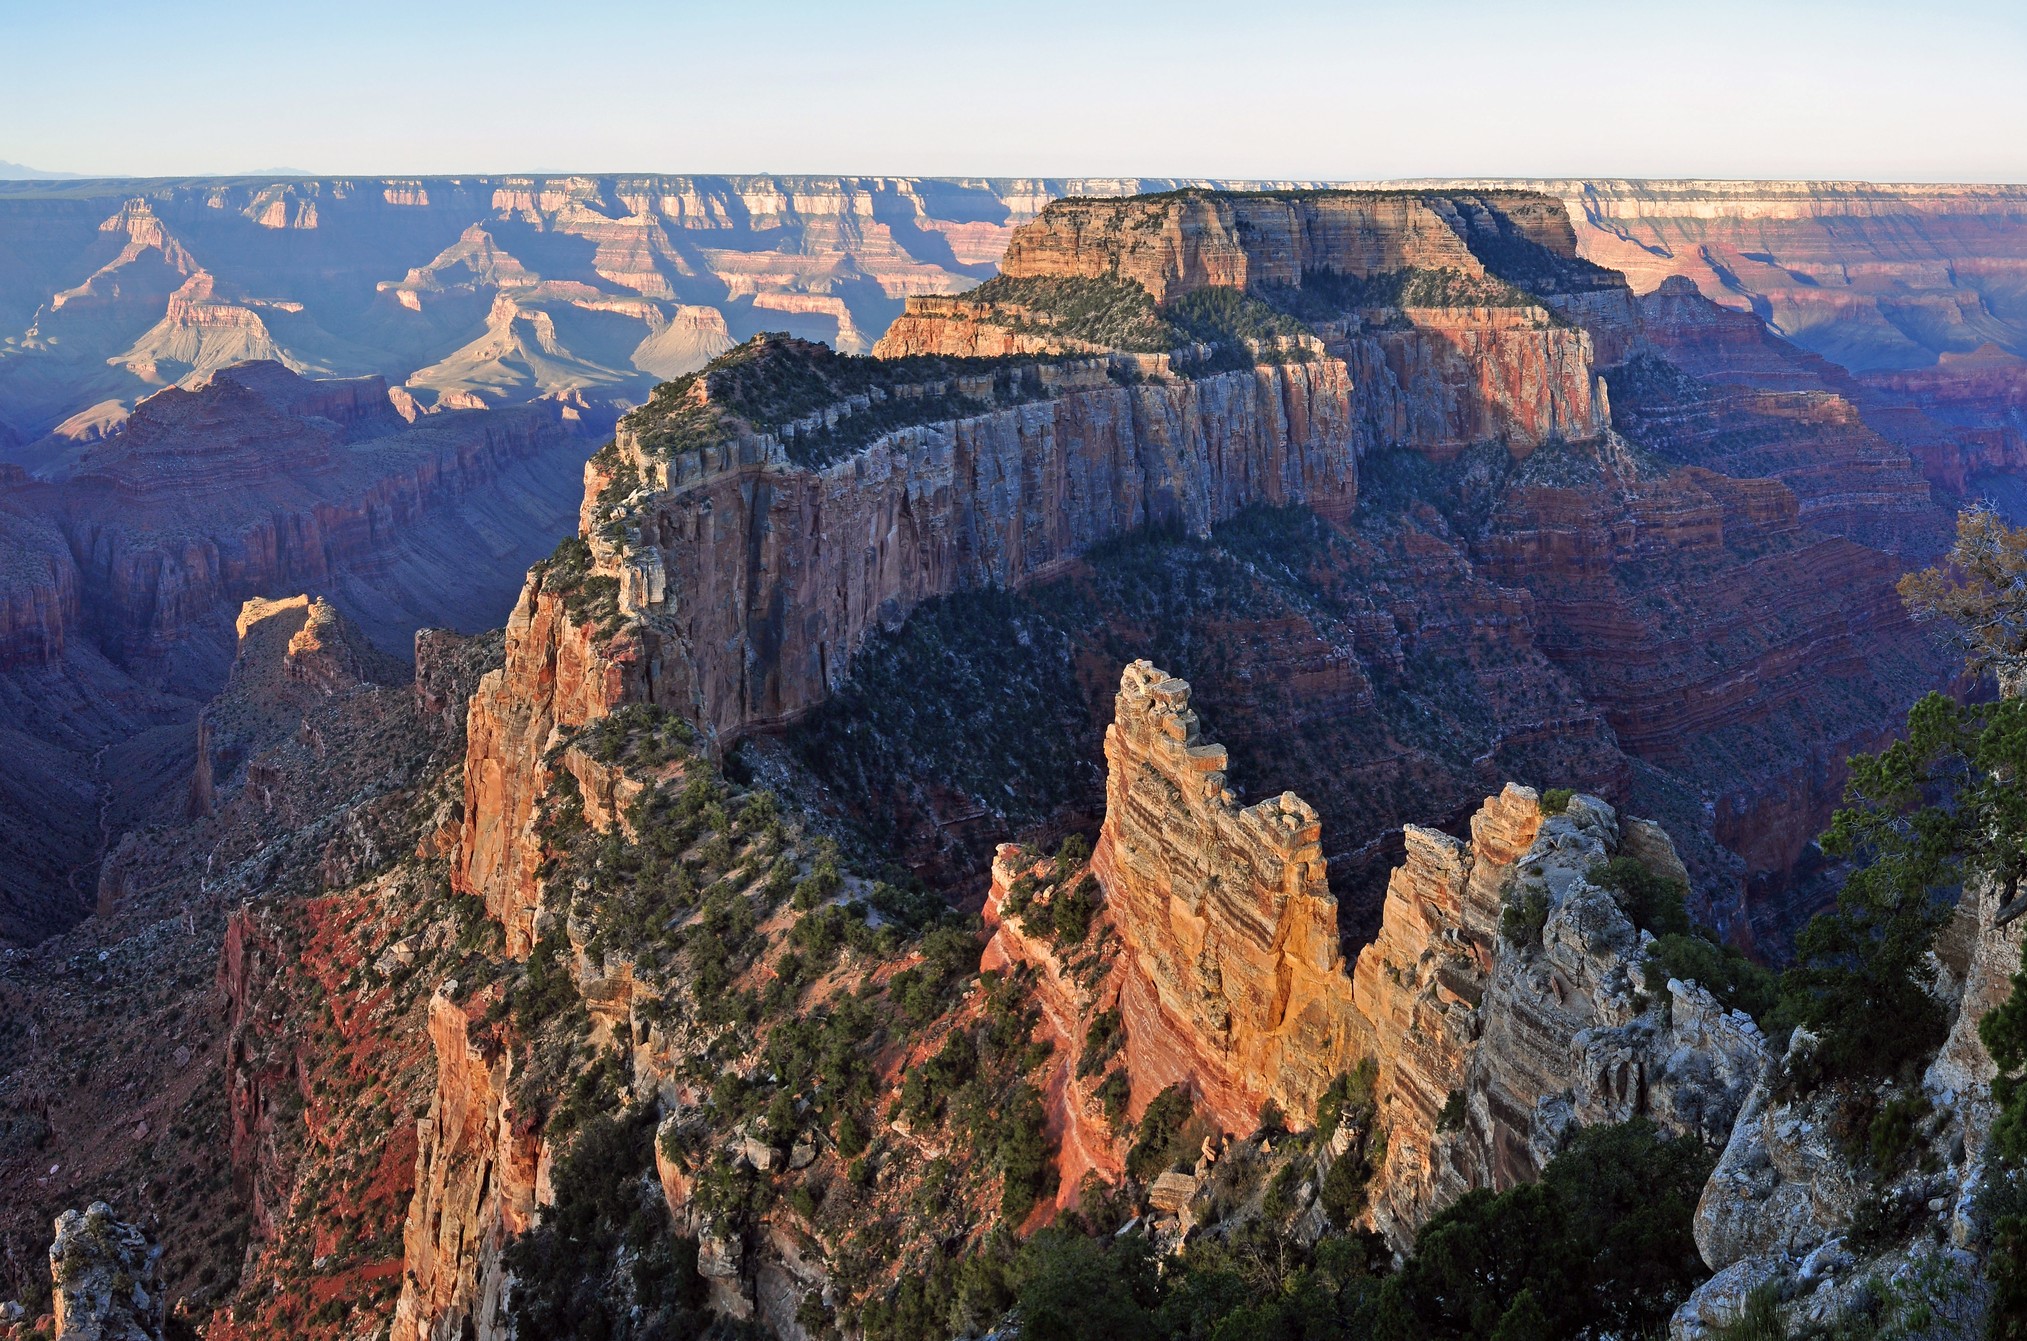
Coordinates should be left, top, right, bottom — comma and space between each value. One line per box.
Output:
2, 174, 2017, 443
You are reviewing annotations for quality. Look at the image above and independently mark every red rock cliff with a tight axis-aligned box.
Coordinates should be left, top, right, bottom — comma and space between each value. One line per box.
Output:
454, 347, 1360, 945
882, 190, 1616, 460
990, 191, 1568, 302
389, 988, 544, 1341
1093, 660, 1371, 1134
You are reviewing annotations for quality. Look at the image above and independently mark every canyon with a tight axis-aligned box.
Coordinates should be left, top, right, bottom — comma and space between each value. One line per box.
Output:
0, 359, 588, 943
0, 176, 1328, 447
5, 176, 2027, 1341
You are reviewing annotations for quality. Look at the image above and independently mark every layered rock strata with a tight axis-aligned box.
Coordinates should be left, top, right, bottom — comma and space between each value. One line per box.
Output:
1353, 789, 1767, 1247
984, 191, 1577, 303
879, 188, 1617, 459
456, 341, 1360, 946
388, 989, 544, 1341
1093, 660, 1370, 1133
1015, 666, 1760, 1250
0, 174, 1332, 435
1347, 786, 1542, 1236
1528, 179, 2027, 374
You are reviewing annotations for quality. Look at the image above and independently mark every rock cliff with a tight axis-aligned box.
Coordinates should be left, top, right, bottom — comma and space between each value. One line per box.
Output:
455, 336, 1361, 946
387, 989, 543, 1341
998, 664, 1759, 1251
1093, 660, 1370, 1133
1531, 179, 2027, 374
879, 188, 1616, 460
46, 1204, 164, 1341
1352, 788, 1766, 1248
1348, 786, 1542, 1238
52, 360, 581, 683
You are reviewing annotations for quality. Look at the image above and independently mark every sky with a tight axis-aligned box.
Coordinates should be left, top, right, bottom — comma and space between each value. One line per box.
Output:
4, 0, 2024, 181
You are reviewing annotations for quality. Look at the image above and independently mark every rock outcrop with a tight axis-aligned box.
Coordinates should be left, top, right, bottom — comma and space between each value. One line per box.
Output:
1445, 798, 1765, 1200
1670, 866, 2027, 1338
1029, 666, 1759, 1249
1350, 788, 1766, 1247
46, 1204, 164, 1341
455, 339, 1360, 946
389, 989, 543, 1341
1094, 660, 1370, 1133
879, 188, 1616, 460
981, 191, 1573, 303
1348, 786, 1542, 1239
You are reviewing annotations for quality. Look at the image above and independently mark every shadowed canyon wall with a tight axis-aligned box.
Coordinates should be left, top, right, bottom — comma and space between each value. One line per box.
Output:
0, 360, 588, 943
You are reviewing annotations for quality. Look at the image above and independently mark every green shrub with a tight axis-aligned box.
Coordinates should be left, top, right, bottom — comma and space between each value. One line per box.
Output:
956, 274, 1174, 352
1645, 933, 1779, 1022
1867, 1092, 1932, 1177
994, 1082, 1055, 1220
835, 1111, 869, 1160
1537, 787, 1575, 816
1317, 1059, 1379, 1143
1777, 691, 2023, 1084
1127, 1085, 1194, 1181
1374, 1118, 1712, 1340
1321, 1126, 1384, 1227
1501, 890, 1550, 948
1078, 1007, 1123, 1079
510, 931, 581, 1033
1589, 856, 1692, 937
1011, 1228, 1158, 1341
503, 1109, 707, 1337
1097, 1071, 1132, 1131
1052, 874, 1098, 944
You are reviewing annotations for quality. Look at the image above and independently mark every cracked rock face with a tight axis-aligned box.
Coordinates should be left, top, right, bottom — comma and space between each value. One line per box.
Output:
1095, 659, 1371, 1135
1083, 662, 1764, 1258
1670, 870, 2027, 1338
48, 1203, 163, 1341
1357, 792, 1767, 1248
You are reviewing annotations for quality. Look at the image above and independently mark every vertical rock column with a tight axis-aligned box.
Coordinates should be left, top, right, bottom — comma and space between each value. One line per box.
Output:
1092, 660, 1371, 1134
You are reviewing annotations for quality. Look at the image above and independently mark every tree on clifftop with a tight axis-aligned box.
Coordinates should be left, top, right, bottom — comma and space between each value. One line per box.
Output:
1901, 503, 2027, 690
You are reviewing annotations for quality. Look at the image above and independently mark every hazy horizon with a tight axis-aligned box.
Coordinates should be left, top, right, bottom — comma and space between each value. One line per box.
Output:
6, 0, 2024, 183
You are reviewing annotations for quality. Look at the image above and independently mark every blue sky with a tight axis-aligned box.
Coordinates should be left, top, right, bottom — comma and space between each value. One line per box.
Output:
5, 0, 2024, 180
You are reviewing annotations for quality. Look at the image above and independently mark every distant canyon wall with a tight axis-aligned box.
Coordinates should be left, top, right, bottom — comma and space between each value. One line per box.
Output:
0, 175, 1335, 440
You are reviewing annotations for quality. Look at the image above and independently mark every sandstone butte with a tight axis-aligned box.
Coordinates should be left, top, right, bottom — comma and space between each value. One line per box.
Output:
983, 660, 1766, 1247
876, 188, 1617, 457
452, 186, 1627, 951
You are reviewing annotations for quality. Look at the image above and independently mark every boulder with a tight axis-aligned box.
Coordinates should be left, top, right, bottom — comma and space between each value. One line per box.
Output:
47, 1203, 163, 1341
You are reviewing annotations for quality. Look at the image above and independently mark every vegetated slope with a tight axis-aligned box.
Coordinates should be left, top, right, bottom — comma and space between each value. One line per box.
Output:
0, 598, 494, 1327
